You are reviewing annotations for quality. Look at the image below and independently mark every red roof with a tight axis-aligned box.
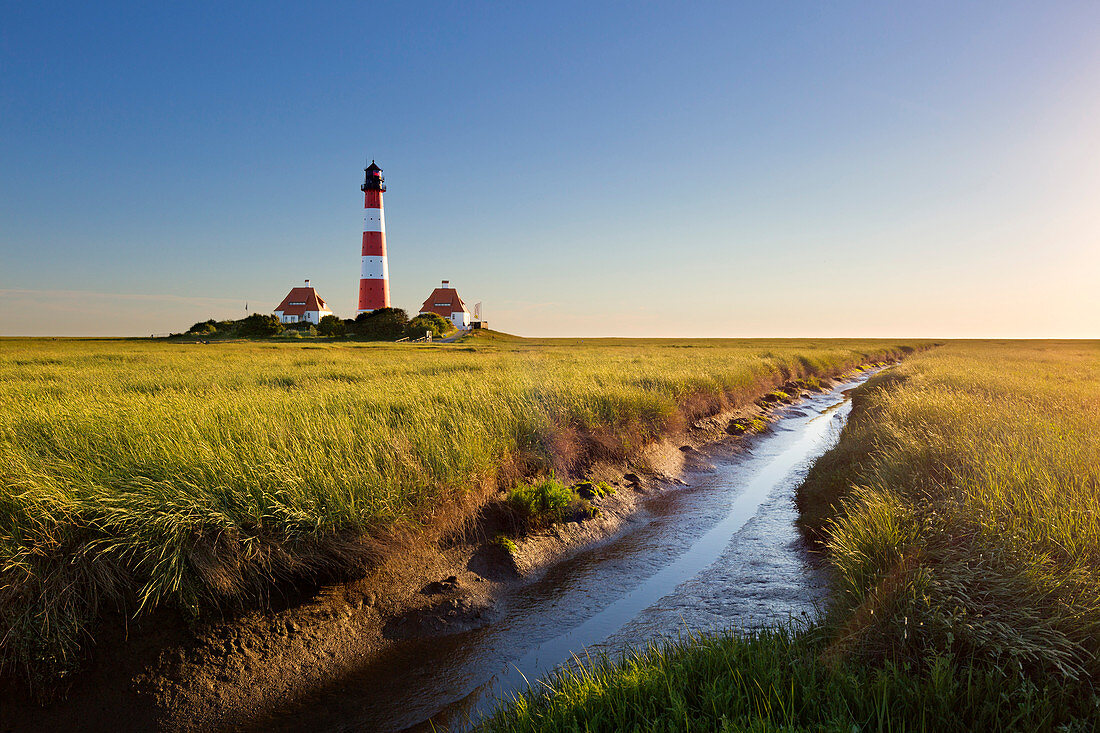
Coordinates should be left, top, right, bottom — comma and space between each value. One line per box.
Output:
420, 282, 468, 317
275, 286, 331, 317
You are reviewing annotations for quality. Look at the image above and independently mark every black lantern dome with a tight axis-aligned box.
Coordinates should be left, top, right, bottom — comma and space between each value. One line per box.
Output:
362, 160, 386, 192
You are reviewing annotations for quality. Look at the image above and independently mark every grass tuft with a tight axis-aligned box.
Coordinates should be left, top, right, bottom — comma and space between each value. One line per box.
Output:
506, 478, 576, 528
494, 534, 518, 556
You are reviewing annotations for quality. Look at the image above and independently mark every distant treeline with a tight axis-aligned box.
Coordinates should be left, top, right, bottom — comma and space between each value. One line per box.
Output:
181, 309, 454, 340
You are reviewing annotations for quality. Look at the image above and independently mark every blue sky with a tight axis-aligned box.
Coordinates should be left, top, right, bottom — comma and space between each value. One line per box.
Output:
2, 2, 1098, 336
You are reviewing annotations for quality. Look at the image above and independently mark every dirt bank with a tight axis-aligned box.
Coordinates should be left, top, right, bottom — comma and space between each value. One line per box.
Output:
0, 365, 889, 733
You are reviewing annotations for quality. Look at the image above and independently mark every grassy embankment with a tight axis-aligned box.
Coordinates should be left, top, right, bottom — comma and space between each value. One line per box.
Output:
0, 336, 915, 689
485, 341, 1100, 731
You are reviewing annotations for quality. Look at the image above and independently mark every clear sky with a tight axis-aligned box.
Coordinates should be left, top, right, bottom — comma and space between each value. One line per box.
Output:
2, 2, 1098, 337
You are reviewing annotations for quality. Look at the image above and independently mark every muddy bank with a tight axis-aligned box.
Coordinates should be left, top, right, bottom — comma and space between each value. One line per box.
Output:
1, 364, 890, 732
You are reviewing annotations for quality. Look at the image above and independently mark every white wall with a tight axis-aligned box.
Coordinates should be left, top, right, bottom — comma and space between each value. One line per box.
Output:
302, 310, 333, 324
277, 311, 332, 324
450, 310, 471, 329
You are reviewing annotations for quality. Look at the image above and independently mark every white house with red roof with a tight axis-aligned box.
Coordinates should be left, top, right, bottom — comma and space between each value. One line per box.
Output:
274, 280, 334, 324
419, 280, 471, 330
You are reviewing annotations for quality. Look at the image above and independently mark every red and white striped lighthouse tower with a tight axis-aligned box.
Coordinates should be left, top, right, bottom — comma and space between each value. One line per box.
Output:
357, 160, 390, 313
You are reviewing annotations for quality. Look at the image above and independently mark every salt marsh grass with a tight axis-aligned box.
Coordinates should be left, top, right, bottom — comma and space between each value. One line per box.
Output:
483, 626, 1084, 733
488, 340, 1100, 731
0, 336, 912, 684
806, 341, 1100, 682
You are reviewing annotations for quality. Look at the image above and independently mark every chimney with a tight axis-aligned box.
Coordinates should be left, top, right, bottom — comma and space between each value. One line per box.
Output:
305, 279, 311, 288
442, 280, 449, 288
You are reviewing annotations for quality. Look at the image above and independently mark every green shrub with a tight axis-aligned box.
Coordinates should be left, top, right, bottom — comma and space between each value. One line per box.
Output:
406, 313, 453, 340
318, 314, 346, 337
350, 307, 408, 340
187, 320, 217, 335
235, 313, 284, 338
507, 478, 575, 528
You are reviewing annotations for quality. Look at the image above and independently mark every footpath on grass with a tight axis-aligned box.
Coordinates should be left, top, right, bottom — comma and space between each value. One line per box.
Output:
484, 340, 1100, 732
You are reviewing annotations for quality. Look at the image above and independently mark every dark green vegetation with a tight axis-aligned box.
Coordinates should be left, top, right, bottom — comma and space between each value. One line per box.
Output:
317, 314, 346, 337
506, 478, 580, 528
505, 478, 610, 529
183, 307, 425, 341
487, 341, 1100, 731
406, 312, 455, 340
0, 338, 917, 690
351, 307, 410, 339
187, 313, 288, 338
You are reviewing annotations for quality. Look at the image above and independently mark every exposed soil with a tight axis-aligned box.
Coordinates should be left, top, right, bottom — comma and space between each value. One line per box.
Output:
0, 370, 876, 733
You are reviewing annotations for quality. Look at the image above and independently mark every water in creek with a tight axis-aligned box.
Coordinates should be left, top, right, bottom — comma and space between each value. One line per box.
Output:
273, 374, 867, 732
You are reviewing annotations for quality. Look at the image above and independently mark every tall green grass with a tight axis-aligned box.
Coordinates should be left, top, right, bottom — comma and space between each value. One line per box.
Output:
483, 626, 1092, 732
802, 341, 1100, 682
487, 341, 1100, 731
0, 336, 914, 685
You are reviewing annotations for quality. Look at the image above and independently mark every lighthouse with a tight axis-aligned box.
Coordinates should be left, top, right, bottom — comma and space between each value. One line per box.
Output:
357, 160, 390, 313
